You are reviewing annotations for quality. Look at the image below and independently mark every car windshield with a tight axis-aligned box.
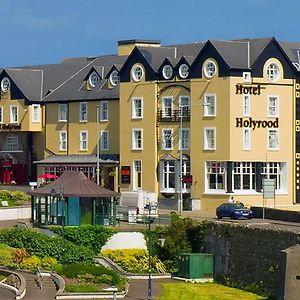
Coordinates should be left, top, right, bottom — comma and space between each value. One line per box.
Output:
232, 203, 245, 209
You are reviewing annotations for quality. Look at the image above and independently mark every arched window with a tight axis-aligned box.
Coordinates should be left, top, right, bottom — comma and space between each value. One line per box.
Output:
3, 135, 22, 151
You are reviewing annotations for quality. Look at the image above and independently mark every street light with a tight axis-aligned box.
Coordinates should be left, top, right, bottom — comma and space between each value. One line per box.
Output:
178, 103, 183, 215
145, 203, 152, 300
96, 105, 100, 185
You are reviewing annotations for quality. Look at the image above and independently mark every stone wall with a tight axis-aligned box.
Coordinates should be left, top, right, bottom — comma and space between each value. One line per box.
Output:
203, 223, 300, 298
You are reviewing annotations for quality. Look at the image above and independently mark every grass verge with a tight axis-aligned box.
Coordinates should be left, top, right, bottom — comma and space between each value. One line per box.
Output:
158, 282, 268, 300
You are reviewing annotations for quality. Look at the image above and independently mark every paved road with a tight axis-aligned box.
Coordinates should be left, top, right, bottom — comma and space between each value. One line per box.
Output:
0, 286, 15, 300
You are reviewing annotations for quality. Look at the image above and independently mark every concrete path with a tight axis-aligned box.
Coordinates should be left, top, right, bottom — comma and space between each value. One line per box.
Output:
0, 286, 15, 300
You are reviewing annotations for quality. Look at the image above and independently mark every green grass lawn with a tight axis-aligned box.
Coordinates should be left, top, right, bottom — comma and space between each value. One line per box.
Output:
158, 282, 267, 300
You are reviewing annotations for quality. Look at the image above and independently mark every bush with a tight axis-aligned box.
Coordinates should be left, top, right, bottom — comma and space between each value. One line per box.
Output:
100, 248, 166, 274
0, 190, 30, 206
0, 228, 94, 265
20, 255, 40, 271
0, 244, 17, 268
49, 225, 116, 254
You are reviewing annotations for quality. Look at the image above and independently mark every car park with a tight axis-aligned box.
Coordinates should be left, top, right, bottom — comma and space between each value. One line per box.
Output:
216, 202, 253, 219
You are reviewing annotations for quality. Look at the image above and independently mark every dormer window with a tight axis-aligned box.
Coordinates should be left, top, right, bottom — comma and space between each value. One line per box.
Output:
162, 65, 173, 79
132, 65, 144, 82
1, 77, 10, 92
110, 70, 120, 86
204, 61, 217, 78
179, 64, 189, 79
89, 71, 100, 87
266, 63, 280, 82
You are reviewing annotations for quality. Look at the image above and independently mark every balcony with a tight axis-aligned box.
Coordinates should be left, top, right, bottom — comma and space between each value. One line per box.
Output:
157, 109, 190, 122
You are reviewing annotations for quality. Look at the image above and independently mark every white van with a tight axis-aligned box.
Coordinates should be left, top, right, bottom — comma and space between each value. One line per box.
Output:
117, 191, 158, 222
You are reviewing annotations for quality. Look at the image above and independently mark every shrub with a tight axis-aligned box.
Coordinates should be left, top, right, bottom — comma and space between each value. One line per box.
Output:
0, 190, 30, 206
12, 248, 29, 263
50, 225, 116, 254
20, 255, 40, 271
100, 248, 166, 274
40, 256, 59, 270
0, 244, 17, 268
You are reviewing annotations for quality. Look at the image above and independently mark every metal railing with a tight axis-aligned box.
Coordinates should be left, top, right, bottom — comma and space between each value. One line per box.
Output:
36, 266, 43, 290
157, 109, 190, 122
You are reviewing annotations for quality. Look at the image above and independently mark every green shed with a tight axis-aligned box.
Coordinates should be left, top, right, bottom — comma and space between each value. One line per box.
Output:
178, 253, 213, 279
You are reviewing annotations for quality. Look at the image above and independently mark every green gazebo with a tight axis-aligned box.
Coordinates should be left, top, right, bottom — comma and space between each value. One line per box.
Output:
29, 170, 120, 226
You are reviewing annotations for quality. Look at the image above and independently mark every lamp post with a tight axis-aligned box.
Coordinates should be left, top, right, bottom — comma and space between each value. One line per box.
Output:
178, 103, 183, 215
96, 105, 100, 185
145, 203, 152, 300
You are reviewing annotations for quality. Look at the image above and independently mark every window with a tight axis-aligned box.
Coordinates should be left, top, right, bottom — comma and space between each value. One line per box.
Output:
161, 160, 176, 192
243, 95, 251, 116
179, 64, 189, 78
268, 129, 279, 150
89, 71, 100, 87
179, 96, 190, 118
0, 106, 3, 123
132, 65, 144, 82
162, 129, 173, 150
80, 131, 88, 151
10, 105, 18, 123
1, 77, 10, 92
59, 131, 67, 151
261, 162, 286, 191
204, 61, 217, 78
233, 162, 256, 190
181, 159, 191, 192
58, 104, 68, 122
268, 96, 279, 117
132, 97, 143, 119
79, 102, 88, 122
206, 161, 226, 190
100, 101, 108, 121
110, 70, 120, 86
32, 104, 40, 122
133, 160, 142, 190
162, 65, 173, 79
179, 128, 190, 150
132, 129, 143, 150
162, 97, 173, 117
243, 128, 251, 150
203, 94, 216, 116
100, 130, 109, 151
204, 128, 216, 150
3, 135, 21, 151
243, 72, 251, 83
266, 63, 280, 82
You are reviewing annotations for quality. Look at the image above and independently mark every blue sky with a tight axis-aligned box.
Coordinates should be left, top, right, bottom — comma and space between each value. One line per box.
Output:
0, 0, 297, 67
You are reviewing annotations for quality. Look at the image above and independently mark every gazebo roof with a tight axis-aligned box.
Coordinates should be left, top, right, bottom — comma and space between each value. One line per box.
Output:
29, 170, 120, 198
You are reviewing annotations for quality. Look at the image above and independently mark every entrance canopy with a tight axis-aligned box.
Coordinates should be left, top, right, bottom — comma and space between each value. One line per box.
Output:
29, 170, 120, 198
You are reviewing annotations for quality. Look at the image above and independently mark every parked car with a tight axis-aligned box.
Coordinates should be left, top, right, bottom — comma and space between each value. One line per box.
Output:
216, 202, 253, 219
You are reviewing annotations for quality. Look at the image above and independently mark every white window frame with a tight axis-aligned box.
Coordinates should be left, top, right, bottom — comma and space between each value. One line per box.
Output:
89, 71, 100, 87
162, 128, 173, 150
179, 96, 190, 117
233, 162, 256, 191
242, 94, 251, 116
179, 64, 189, 78
59, 131, 67, 151
0, 106, 3, 124
110, 70, 120, 86
266, 63, 280, 82
160, 160, 176, 193
132, 97, 143, 119
100, 101, 108, 121
206, 161, 226, 191
100, 130, 109, 151
204, 61, 217, 78
32, 104, 40, 123
79, 102, 88, 122
179, 128, 190, 150
162, 96, 173, 117
268, 95, 279, 117
261, 162, 286, 191
79, 130, 88, 151
204, 128, 216, 150
203, 94, 216, 117
132, 129, 143, 150
10, 105, 18, 124
243, 72, 251, 83
131, 65, 144, 82
268, 129, 279, 150
243, 128, 251, 150
162, 65, 173, 79
133, 160, 142, 190
58, 103, 68, 122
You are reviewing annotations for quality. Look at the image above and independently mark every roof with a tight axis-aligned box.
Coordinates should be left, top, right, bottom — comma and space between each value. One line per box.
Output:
34, 154, 119, 165
29, 170, 120, 198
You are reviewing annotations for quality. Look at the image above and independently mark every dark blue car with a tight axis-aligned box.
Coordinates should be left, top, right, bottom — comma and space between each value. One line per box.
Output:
216, 202, 253, 219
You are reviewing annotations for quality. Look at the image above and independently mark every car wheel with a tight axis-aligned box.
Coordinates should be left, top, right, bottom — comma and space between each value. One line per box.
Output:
230, 213, 236, 220
217, 214, 222, 219
247, 215, 252, 219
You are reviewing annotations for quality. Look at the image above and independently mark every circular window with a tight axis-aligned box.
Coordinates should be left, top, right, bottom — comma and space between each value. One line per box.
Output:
132, 65, 144, 82
89, 71, 100, 87
162, 65, 173, 79
179, 64, 189, 78
266, 63, 280, 82
204, 61, 217, 78
110, 70, 120, 86
1, 77, 10, 92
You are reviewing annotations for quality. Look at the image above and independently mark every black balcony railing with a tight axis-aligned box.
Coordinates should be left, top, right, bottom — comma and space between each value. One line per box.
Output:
157, 109, 190, 122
